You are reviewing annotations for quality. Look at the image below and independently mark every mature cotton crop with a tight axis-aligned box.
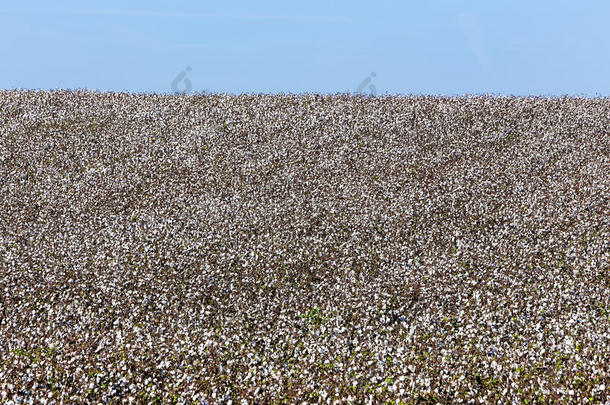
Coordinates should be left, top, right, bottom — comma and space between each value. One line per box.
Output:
0, 90, 609, 403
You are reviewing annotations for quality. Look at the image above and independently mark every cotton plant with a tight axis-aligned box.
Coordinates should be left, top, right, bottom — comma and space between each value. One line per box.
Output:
0, 90, 608, 403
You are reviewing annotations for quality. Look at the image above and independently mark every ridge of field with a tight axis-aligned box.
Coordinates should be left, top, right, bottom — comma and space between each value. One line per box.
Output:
1, 91, 609, 403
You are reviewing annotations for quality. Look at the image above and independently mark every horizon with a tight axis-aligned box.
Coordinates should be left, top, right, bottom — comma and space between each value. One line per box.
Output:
4, 89, 610, 99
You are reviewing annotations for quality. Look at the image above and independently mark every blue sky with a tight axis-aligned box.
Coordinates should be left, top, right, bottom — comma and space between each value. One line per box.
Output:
1, 1, 609, 95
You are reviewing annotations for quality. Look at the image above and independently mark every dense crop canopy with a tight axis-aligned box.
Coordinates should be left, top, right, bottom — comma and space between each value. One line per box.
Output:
0, 91, 609, 403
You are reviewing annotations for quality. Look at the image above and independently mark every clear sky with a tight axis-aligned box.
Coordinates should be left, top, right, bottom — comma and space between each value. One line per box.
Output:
2, 1, 609, 96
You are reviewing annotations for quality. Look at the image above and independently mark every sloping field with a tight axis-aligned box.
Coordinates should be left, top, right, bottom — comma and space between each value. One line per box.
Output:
0, 91, 609, 403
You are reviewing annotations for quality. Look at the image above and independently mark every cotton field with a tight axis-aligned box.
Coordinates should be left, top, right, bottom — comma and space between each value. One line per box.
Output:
0, 90, 608, 403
